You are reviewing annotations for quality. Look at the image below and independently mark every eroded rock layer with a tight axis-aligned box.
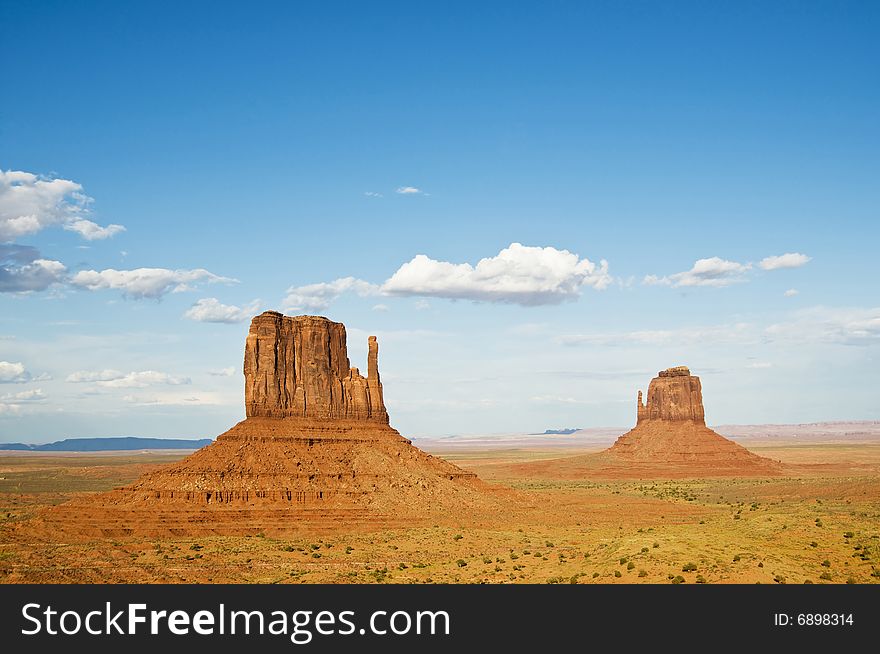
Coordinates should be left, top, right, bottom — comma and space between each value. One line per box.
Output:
245, 313, 388, 422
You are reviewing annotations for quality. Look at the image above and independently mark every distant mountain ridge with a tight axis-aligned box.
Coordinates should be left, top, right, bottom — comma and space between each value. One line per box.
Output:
534, 428, 580, 435
0, 437, 213, 452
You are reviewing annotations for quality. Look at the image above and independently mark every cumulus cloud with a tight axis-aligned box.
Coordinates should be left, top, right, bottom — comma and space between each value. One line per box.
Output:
784, 289, 799, 297
63, 219, 126, 241
283, 276, 380, 312
184, 297, 261, 323
364, 191, 383, 198
382, 243, 611, 305
646, 252, 811, 288
396, 186, 423, 195
644, 257, 752, 288
65, 369, 191, 387
0, 169, 124, 241
0, 245, 67, 293
0, 361, 32, 383
70, 267, 235, 299
760, 252, 811, 271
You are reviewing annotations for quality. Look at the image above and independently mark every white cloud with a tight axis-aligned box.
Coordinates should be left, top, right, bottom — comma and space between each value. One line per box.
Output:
382, 243, 611, 306
283, 276, 380, 312
208, 366, 236, 377
746, 362, 773, 369
760, 252, 811, 271
396, 186, 423, 195
0, 169, 124, 241
66, 369, 190, 387
415, 299, 431, 310
97, 371, 191, 388
364, 191, 383, 198
66, 369, 124, 383
184, 297, 261, 323
63, 218, 126, 240
0, 388, 45, 401
371, 304, 389, 312
0, 361, 32, 383
121, 392, 222, 406
784, 289, 799, 297
70, 267, 235, 299
644, 257, 752, 288
0, 244, 67, 293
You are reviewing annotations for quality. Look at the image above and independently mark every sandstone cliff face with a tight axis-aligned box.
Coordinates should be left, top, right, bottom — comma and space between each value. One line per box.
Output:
244, 312, 388, 422
637, 366, 705, 425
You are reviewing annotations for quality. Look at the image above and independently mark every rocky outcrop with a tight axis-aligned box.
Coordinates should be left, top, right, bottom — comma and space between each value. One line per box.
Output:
637, 366, 705, 424
38, 311, 506, 538
244, 312, 388, 423
602, 365, 782, 477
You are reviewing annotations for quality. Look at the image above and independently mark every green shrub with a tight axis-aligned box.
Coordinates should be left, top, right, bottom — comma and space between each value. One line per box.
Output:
456, 559, 467, 567
640, 547, 649, 553
592, 572, 600, 578
453, 534, 463, 541
638, 570, 647, 578
844, 531, 854, 539
627, 562, 635, 570
671, 575, 685, 584
819, 572, 832, 581
614, 570, 622, 578
619, 557, 627, 565
821, 559, 831, 567
682, 562, 698, 572
653, 542, 659, 548
695, 575, 706, 584
733, 554, 741, 562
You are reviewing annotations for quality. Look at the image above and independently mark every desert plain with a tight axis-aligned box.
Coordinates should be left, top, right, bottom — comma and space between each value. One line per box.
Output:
1, 426, 878, 585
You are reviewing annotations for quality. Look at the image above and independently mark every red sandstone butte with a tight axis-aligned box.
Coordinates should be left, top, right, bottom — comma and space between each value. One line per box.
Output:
606, 366, 781, 476
32, 313, 506, 538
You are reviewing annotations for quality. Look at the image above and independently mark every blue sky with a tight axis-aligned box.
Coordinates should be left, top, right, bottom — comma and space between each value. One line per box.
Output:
1, 1, 878, 441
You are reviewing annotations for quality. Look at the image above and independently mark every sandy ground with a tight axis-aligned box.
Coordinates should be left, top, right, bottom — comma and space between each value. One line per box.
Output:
0, 441, 878, 584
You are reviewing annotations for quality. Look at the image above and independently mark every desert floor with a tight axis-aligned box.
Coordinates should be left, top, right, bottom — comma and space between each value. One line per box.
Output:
1, 442, 878, 584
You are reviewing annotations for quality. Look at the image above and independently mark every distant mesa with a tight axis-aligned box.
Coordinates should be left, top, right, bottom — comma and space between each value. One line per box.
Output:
534, 428, 580, 436
509, 366, 782, 480
605, 366, 782, 476
0, 437, 212, 452
32, 312, 507, 538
